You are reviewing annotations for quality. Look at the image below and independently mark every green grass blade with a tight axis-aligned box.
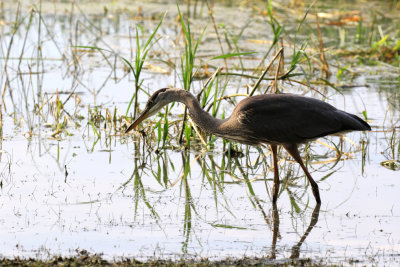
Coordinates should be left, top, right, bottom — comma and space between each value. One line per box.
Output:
211, 51, 257, 60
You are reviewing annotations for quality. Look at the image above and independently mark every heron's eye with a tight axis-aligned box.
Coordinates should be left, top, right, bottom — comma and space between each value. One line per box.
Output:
146, 100, 154, 108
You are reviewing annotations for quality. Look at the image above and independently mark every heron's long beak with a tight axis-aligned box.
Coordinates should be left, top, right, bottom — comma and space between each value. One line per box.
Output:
125, 110, 149, 133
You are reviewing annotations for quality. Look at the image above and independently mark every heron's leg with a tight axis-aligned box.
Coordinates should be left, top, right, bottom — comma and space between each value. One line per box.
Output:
283, 144, 321, 204
270, 145, 280, 203
270, 202, 279, 259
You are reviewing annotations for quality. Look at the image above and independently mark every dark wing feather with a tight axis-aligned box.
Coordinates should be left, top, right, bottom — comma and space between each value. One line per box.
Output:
234, 94, 369, 145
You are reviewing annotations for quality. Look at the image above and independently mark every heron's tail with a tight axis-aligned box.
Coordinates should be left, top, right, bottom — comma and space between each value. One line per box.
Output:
345, 112, 371, 131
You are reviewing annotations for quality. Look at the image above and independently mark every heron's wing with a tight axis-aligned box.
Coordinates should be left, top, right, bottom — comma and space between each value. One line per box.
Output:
235, 94, 362, 144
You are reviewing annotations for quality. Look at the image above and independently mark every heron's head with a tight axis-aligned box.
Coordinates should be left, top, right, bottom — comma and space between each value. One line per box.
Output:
125, 88, 179, 133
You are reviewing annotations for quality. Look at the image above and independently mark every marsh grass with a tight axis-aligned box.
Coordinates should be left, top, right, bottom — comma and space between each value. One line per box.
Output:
176, 4, 206, 144
128, 16, 164, 118
255, 0, 284, 72
0, 0, 372, 190
0, 0, 392, 263
326, 8, 400, 66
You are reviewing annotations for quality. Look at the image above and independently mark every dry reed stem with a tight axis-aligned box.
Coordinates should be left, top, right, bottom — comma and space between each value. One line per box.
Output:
206, 0, 228, 71
316, 13, 331, 78
249, 47, 284, 96
272, 46, 284, 93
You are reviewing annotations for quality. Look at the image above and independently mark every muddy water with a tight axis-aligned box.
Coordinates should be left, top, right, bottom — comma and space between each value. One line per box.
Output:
0, 0, 399, 265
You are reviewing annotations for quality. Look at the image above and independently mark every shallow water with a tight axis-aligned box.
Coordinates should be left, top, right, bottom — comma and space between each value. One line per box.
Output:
0, 0, 399, 265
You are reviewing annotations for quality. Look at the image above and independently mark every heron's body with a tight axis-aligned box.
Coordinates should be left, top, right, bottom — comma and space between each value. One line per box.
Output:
214, 94, 369, 145
126, 88, 371, 204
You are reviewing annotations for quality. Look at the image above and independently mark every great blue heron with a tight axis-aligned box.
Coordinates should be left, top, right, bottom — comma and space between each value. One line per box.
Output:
125, 88, 371, 203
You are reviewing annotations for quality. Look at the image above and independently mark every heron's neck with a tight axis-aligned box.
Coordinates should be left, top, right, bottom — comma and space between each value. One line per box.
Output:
177, 90, 226, 135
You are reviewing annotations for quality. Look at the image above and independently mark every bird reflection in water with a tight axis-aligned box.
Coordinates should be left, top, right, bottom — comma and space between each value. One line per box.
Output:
267, 203, 321, 260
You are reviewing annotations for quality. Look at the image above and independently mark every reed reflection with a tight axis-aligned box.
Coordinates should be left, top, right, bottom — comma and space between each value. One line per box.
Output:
124, 140, 348, 257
